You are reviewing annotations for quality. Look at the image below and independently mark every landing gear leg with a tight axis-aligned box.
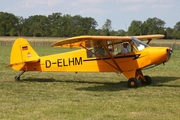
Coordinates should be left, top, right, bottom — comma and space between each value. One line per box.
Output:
15, 71, 25, 81
136, 70, 152, 86
123, 70, 151, 88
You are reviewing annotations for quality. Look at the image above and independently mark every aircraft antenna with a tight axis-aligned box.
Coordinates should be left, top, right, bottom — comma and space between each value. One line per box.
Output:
125, 23, 128, 36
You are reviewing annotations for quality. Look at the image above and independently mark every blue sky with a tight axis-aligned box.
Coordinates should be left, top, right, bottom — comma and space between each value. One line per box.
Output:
1, 0, 180, 30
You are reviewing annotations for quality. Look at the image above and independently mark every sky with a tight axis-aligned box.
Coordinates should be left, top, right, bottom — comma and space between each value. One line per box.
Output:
1, 0, 180, 31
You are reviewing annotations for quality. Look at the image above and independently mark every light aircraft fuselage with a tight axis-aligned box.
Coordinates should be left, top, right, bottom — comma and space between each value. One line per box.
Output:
9, 35, 172, 88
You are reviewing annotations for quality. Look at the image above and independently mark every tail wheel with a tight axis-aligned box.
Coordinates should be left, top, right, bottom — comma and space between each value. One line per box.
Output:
141, 75, 152, 85
127, 78, 139, 88
14, 71, 25, 81
15, 76, 20, 81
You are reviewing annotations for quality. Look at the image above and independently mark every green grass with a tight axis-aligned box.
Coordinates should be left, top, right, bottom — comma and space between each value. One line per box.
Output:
0, 45, 180, 120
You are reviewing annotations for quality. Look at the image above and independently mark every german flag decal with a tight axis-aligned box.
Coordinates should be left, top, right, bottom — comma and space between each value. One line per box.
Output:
22, 46, 28, 50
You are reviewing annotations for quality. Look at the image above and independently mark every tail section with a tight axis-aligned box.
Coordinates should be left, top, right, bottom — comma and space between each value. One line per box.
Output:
9, 38, 39, 71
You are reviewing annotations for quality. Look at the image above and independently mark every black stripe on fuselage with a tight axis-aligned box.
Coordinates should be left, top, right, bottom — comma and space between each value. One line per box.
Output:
83, 54, 141, 62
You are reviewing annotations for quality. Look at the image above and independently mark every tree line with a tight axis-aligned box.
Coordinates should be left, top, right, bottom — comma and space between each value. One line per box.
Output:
0, 11, 180, 39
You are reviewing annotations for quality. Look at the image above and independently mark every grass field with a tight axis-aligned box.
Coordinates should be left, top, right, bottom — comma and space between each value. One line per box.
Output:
0, 40, 180, 119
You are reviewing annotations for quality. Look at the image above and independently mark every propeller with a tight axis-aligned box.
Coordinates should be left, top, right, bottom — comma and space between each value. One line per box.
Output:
168, 47, 173, 59
168, 39, 176, 59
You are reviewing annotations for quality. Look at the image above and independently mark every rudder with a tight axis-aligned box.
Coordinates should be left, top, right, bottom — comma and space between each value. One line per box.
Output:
10, 38, 39, 71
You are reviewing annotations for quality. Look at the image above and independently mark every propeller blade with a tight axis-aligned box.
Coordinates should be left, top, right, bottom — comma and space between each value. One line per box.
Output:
168, 47, 173, 59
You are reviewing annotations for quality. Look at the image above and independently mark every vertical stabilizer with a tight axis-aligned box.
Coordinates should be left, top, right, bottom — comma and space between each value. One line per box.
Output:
10, 38, 39, 71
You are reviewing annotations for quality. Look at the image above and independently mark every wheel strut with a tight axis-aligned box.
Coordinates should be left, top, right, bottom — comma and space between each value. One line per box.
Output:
15, 71, 26, 81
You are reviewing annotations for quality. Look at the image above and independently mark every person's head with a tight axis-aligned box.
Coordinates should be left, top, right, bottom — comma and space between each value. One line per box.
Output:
122, 42, 128, 48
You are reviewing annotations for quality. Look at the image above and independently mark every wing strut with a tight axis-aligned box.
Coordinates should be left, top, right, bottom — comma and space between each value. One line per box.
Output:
100, 41, 122, 72
146, 39, 152, 44
80, 44, 121, 71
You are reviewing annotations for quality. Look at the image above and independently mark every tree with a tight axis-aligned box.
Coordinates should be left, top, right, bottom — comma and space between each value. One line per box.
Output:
88, 29, 99, 35
2, 11, 180, 38
128, 20, 142, 35
61, 14, 73, 37
16, 16, 24, 36
71, 15, 83, 36
165, 27, 173, 39
81, 17, 98, 35
117, 29, 127, 36
21, 15, 49, 37
0, 12, 18, 36
83, 17, 97, 34
48, 12, 62, 37
101, 19, 112, 36
142, 17, 165, 35
172, 21, 180, 39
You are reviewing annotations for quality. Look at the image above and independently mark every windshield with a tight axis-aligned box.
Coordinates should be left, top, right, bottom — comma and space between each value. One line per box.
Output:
131, 36, 148, 51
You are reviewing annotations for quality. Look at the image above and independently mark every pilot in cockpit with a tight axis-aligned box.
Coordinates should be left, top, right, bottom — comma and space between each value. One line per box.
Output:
121, 42, 129, 54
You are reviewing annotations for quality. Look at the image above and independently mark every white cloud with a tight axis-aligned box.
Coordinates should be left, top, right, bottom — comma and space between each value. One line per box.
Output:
20, 0, 64, 8
70, 0, 108, 17
78, 8, 112, 15
152, 4, 174, 9
70, 2, 78, 7
71, 0, 105, 7
79, 8, 101, 14
47, 0, 64, 7
78, 0, 105, 4
115, 0, 175, 13
116, 0, 171, 3
116, 0, 144, 3
121, 4, 145, 12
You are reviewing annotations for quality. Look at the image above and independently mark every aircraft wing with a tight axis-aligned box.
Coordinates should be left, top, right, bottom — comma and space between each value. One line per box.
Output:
51, 36, 132, 48
51, 34, 164, 48
135, 34, 164, 40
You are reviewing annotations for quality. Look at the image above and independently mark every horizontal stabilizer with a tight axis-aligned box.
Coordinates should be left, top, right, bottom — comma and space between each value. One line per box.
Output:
7, 59, 40, 67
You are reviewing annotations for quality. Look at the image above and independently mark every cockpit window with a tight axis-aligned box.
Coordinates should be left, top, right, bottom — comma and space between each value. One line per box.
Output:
131, 36, 148, 51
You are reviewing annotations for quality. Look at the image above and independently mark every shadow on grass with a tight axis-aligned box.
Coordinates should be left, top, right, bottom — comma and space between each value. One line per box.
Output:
75, 76, 180, 91
21, 76, 180, 92
23, 78, 56, 82
151, 76, 180, 88
22, 77, 128, 91
75, 81, 129, 91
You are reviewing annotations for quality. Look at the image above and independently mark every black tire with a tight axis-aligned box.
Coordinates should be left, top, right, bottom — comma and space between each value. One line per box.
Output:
144, 75, 151, 85
127, 78, 139, 88
141, 75, 151, 85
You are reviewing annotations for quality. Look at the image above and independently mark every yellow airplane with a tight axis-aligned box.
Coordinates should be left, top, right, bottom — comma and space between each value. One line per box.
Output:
8, 34, 172, 88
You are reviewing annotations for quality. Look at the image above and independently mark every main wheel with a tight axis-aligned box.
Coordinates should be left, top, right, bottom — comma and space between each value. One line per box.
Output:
141, 75, 152, 85
127, 78, 139, 88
